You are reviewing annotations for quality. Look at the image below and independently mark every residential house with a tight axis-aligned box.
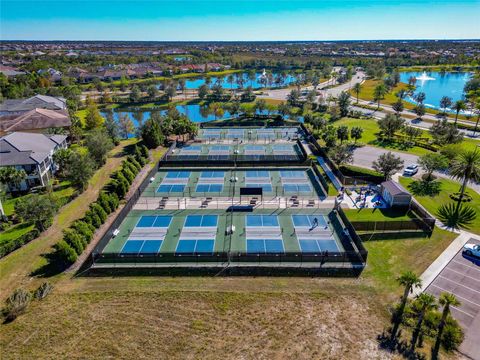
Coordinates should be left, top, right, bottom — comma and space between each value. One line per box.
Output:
0, 109, 71, 135
0, 132, 68, 191
0, 65, 26, 77
0, 95, 66, 116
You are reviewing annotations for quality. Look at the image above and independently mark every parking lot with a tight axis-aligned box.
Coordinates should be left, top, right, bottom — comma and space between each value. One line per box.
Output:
425, 238, 480, 360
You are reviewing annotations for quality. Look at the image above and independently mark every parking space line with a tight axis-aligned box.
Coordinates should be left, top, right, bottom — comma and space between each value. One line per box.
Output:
429, 284, 479, 315
443, 267, 480, 284
452, 259, 480, 273
438, 275, 480, 295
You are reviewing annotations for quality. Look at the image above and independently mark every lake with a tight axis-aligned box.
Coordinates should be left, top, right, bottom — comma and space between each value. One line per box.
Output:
399, 71, 472, 111
102, 104, 302, 137
159, 72, 299, 90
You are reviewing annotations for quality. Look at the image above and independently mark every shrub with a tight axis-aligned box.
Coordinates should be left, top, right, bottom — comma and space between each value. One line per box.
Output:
84, 210, 102, 228
134, 145, 146, 166
127, 155, 142, 171
121, 167, 135, 184
140, 144, 149, 159
112, 178, 128, 199
91, 203, 107, 224
2, 288, 32, 322
53, 240, 78, 266
34, 282, 54, 300
107, 192, 119, 210
123, 160, 138, 176
71, 220, 94, 243
63, 229, 86, 255
0, 229, 40, 258
97, 192, 112, 214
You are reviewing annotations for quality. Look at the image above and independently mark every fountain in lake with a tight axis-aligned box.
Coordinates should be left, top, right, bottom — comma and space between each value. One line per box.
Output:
416, 72, 436, 81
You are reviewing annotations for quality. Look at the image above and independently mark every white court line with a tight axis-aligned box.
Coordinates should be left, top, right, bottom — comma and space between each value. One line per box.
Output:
443, 267, 480, 284
429, 284, 480, 314
438, 275, 480, 295
452, 259, 480, 273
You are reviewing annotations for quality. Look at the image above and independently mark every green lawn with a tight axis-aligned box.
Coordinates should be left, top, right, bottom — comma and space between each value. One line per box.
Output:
400, 176, 480, 235
0, 223, 35, 246
344, 207, 414, 222
363, 227, 458, 292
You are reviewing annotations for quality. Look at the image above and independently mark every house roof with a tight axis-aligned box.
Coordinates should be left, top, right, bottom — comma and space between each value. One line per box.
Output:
381, 180, 411, 197
0, 132, 67, 166
0, 95, 66, 113
0, 108, 71, 133
0, 65, 25, 77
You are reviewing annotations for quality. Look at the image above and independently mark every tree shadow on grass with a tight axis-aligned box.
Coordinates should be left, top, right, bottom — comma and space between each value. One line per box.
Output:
407, 180, 442, 197
370, 137, 415, 152
30, 252, 68, 278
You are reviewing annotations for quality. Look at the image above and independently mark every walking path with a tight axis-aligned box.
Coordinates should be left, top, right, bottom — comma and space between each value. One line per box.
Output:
316, 156, 342, 190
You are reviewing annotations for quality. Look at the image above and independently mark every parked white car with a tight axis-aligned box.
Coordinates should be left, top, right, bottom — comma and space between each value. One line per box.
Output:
403, 164, 419, 176
463, 243, 480, 258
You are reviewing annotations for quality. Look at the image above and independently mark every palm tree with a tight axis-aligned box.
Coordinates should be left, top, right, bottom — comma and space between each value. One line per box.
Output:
452, 100, 466, 125
473, 102, 480, 137
391, 271, 422, 341
431, 293, 461, 360
439, 96, 452, 115
449, 148, 480, 210
353, 82, 362, 104
373, 83, 387, 110
410, 293, 437, 352
227, 74, 235, 95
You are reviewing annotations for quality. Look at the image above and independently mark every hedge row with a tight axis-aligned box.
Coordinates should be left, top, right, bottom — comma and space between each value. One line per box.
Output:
339, 165, 385, 183
0, 229, 41, 258
52, 144, 149, 267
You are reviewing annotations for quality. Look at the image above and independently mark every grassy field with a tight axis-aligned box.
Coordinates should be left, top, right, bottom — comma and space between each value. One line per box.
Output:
0, 225, 459, 359
344, 207, 414, 222
400, 176, 480, 235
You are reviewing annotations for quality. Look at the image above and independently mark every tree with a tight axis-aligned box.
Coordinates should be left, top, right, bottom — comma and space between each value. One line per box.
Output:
277, 102, 290, 117
147, 85, 159, 99
429, 119, 463, 145
373, 83, 387, 109
337, 91, 351, 117
378, 114, 404, 140
390, 271, 422, 341
452, 100, 466, 125
353, 82, 362, 104
440, 96, 452, 115
52, 148, 73, 178
328, 144, 353, 165
432, 293, 461, 360
178, 79, 186, 99
211, 83, 224, 98
392, 99, 404, 115
0, 167, 27, 192
403, 125, 422, 143
437, 203, 477, 230
336, 125, 349, 144
373, 152, 404, 180
198, 84, 209, 99
85, 129, 114, 167
129, 85, 142, 103
410, 293, 437, 352
164, 85, 176, 102
118, 114, 135, 139
14, 194, 58, 232
103, 110, 120, 143
350, 126, 363, 144
287, 89, 300, 106
141, 117, 165, 148
414, 103, 426, 119
449, 149, 480, 209
84, 102, 104, 130
64, 151, 95, 191
418, 153, 448, 182
414, 91, 426, 105
254, 99, 267, 114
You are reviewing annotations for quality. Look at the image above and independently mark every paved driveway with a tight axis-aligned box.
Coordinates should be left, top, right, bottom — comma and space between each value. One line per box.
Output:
352, 146, 418, 170
425, 238, 480, 360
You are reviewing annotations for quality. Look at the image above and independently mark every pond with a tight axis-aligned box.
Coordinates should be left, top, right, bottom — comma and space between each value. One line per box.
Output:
101, 104, 303, 137
399, 71, 472, 111
160, 71, 299, 90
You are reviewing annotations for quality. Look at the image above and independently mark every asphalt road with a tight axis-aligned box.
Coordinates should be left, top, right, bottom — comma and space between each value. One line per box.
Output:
425, 238, 480, 360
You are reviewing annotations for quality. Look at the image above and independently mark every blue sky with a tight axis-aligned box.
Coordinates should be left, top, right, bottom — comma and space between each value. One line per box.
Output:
1, 0, 479, 40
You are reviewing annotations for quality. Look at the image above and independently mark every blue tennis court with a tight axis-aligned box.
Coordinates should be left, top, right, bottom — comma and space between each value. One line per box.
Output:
283, 184, 312, 193
298, 239, 340, 253
157, 184, 185, 193
210, 145, 230, 151
280, 170, 306, 178
273, 145, 295, 151
184, 215, 218, 227
201, 170, 225, 178
176, 239, 215, 253
245, 145, 265, 151
136, 215, 172, 228
292, 215, 328, 228
246, 170, 269, 178
165, 171, 191, 179
196, 184, 223, 192
180, 145, 201, 151
121, 240, 163, 254
247, 239, 284, 253
246, 215, 279, 227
